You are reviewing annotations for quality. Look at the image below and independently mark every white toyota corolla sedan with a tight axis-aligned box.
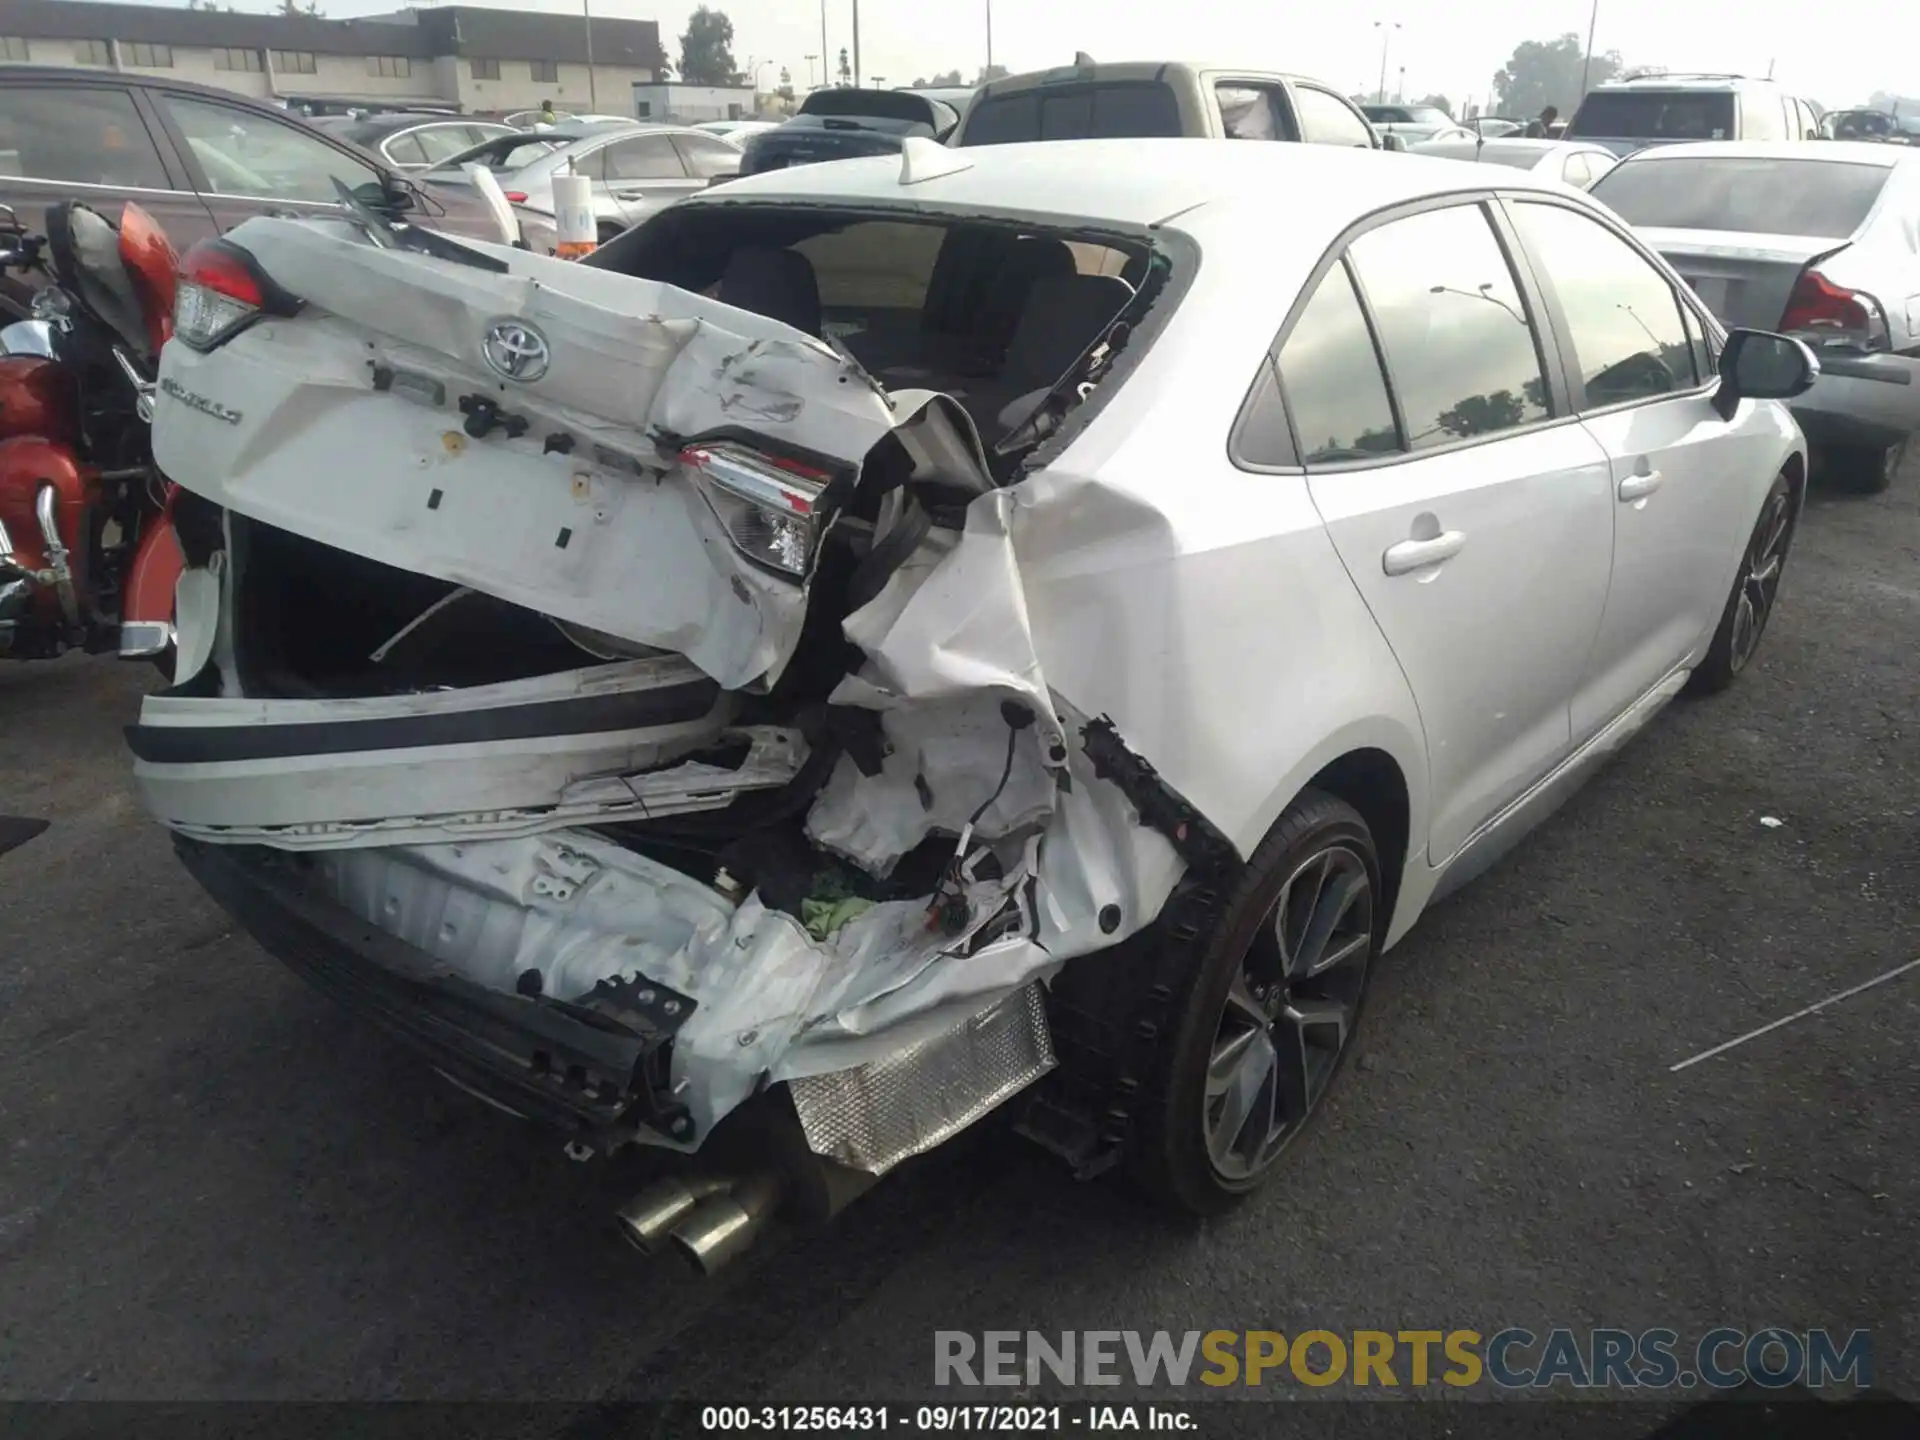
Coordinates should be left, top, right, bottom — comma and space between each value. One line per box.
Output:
135, 138, 1815, 1260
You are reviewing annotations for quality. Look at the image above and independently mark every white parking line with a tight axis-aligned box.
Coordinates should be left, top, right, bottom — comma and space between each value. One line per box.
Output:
1670, 957, 1920, 1072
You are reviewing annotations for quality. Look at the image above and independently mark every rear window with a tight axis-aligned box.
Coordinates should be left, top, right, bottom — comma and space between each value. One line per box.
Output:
960, 83, 1182, 145
1570, 90, 1735, 141
799, 89, 957, 133
1592, 156, 1889, 240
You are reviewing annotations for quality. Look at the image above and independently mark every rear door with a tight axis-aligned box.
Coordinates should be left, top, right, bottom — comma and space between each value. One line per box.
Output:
1286, 199, 1616, 862
594, 132, 697, 227
146, 88, 385, 231
0, 78, 217, 315
1504, 196, 1768, 735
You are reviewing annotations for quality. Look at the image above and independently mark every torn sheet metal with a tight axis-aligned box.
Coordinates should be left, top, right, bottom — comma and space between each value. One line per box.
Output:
787, 983, 1055, 1175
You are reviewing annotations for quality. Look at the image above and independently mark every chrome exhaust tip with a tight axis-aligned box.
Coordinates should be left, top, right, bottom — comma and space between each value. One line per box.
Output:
614, 1174, 733, 1256
666, 1172, 787, 1276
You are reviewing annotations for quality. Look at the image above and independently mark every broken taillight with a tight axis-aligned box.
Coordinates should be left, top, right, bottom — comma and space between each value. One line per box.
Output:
173, 239, 298, 352
680, 443, 831, 578
1779, 269, 1888, 351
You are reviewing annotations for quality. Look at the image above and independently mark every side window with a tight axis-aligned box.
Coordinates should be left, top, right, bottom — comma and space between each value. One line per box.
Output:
599, 134, 684, 181
1510, 201, 1698, 407
1347, 204, 1550, 450
1275, 259, 1400, 463
0, 84, 172, 190
381, 132, 431, 167
413, 126, 479, 164
161, 94, 378, 200
1216, 84, 1292, 141
671, 133, 740, 178
1294, 87, 1376, 148
1233, 359, 1299, 467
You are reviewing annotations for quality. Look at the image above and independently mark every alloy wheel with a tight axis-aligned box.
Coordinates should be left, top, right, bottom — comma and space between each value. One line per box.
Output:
1204, 844, 1374, 1182
1729, 487, 1792, 673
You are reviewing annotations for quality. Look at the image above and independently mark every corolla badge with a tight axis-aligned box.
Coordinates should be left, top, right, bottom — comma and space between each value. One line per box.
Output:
481, 318, 550, 382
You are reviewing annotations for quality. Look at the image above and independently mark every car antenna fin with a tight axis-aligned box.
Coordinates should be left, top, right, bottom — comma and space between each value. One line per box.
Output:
899, 135, 973, 186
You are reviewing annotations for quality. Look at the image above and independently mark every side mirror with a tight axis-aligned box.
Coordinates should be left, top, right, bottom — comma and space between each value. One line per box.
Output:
1713, 328, 1818, 419
1381, 132, 1406, 152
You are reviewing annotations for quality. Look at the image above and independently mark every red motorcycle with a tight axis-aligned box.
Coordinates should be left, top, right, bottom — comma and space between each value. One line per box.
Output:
0, 200, 181, 667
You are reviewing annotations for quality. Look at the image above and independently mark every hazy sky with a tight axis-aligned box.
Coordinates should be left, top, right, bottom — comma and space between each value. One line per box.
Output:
127, 0, 1917, 109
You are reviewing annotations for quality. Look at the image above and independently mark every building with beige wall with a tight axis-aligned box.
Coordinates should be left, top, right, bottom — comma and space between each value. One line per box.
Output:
0, 0, 667, 117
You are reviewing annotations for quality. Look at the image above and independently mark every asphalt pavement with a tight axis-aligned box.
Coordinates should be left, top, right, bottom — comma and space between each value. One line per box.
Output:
0, 461, 1914, 1429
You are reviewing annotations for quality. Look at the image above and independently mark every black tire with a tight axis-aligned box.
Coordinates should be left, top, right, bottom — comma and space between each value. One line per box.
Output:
1129, 788, 1381, 1217
1821, 439, 1904, 496
1686, 470, 1795, 696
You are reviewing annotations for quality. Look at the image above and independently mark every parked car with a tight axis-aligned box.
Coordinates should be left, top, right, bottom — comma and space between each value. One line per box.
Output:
1590, 141, 1919, 491
695, 120, 781, 141
133, 139, 1817, 1255
311, 113, 519, 172
421, 122, 741, 252
951, 58, 1387, 149
0, 66, 504, 318
1567, 73, 1824, 156
1820, 109, 1913, 144
501, 109, 634, 130
1465, 115, 1525, 138
1361, 103, 1461, 145
738, 89, 963, 178
1410, 135, 1620, 189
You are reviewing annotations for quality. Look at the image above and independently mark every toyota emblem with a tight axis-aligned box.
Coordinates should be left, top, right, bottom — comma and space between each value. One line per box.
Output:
481, 318, 550, 382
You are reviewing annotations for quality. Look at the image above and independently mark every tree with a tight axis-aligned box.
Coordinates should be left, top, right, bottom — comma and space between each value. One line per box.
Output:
929, 68, 964, 87
836, 48, 851, 86
678, 6, 737, 87
1492, 33, 1624, 119
777, 66, 794, 104
973, 63, 1009, 85
278, 0, 323, 14
1416, 93, 1453, 118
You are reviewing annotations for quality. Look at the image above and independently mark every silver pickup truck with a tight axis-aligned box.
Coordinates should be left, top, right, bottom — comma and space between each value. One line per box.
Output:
950, 58, 1393, 150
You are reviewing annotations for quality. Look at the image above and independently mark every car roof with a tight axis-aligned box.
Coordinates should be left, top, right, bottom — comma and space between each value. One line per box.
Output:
689, 136, 1572, 229
1609, 139, 1907, 167
1590, 73, 1782, 92
0, 62, 311, 113
974, 60, 1323, 98
1413, 137, 1611, 159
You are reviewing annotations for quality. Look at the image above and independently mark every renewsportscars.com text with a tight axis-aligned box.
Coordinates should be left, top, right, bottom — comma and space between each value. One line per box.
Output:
934, 1328, 1873, 1391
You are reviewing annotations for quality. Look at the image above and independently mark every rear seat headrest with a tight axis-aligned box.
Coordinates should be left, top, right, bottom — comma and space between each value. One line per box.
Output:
1002, 273, 1136, 389
716, 246, 822, 337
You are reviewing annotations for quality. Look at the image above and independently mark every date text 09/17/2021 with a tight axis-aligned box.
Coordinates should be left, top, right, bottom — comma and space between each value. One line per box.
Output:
700, 1406, 1197, 1432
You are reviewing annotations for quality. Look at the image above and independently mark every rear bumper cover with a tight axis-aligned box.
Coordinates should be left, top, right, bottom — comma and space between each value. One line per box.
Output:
176, 836, 698, 1141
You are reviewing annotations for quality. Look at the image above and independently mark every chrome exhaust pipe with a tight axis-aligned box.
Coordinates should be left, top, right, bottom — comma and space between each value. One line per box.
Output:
614, 1174, 734, 1255
667, 1172, 787, 1276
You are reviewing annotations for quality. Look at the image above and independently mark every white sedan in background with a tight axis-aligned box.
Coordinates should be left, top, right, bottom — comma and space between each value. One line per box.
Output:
1412, 135, 1620, 189
138, 140, 1816, 1254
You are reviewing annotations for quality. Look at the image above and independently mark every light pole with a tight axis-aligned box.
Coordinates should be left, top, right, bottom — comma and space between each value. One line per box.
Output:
1397, 64, 1404, 104
582, 0, 598, 111
819, 0, 829, 89
986, 0, 993, 77
1373, 21, 1400, 106
1578, 0, 1599, 105
852, 0, 862, 88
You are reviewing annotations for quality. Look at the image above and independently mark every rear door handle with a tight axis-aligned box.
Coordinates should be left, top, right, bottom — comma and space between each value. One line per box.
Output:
613, 188, 648, 201
1382, 531, 1466, 575
1618, 469, 1664, 501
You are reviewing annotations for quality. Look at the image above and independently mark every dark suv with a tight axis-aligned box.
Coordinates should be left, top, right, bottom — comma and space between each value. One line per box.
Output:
1, 67, 502, 317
